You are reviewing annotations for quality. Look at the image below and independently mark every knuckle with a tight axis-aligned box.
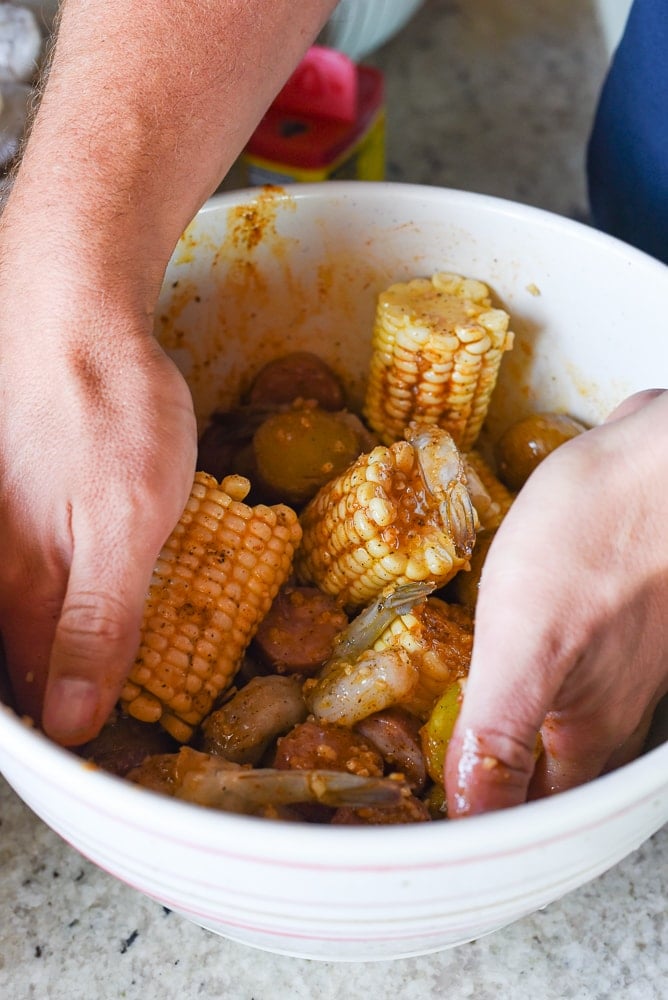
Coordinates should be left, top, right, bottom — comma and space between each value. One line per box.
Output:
57, 591, 136, 650
446, 724, 538, 815
462, 725, 538, 781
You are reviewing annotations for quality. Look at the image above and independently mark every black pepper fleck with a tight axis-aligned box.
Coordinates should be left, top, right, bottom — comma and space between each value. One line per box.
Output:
120, 930, 139, 954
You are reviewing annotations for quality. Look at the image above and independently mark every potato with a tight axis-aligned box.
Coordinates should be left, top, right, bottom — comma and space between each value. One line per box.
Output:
252, 406, 363, 505
494, 411, 586, 491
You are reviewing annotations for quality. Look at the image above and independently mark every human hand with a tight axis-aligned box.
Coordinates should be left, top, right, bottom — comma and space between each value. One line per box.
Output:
445, 389, 668, 815
0, 273, 197, 746
0, 0, 344, 748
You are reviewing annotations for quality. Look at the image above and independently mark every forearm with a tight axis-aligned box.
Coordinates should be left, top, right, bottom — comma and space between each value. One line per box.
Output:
3, 0, 338, 302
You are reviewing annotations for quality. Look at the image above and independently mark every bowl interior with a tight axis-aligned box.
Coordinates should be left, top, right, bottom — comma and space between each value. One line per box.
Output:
156, 183, 666, 439
154, 180, 668, 746
4, 179, 668, 754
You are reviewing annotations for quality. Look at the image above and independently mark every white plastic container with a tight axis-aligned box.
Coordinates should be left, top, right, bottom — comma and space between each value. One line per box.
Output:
320, 0, 425, 61
594, 0, 633, 56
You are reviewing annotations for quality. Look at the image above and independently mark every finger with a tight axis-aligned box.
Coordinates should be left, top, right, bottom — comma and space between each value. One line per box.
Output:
41, 580, 146, 746
528, 714, 616, 799
444, 581, 560, 815
0, 551, 68, 723
2, 594, 61, 723
529, 696, 658, 800
605, 388, 665, 423
41, 497, 190, 746
444, 485, 581, 816
603, 701, 656, 772
445, 720, 540, 816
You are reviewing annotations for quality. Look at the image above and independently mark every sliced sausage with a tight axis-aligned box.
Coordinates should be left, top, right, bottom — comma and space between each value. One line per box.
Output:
331, 795, 431, 825
354, 707, 427, 793
252, 586, 348, 676
196, 421, 239, 481
80, 708, 178, 777
247, 351, 345, 411
273, 719, 384, 778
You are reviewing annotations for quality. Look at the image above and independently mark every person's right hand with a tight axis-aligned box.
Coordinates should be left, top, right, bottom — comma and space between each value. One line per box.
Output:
0, 255, 197, 746
445, 388, 668, 816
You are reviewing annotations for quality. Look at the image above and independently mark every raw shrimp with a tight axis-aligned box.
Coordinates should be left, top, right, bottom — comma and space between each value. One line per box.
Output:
305, 582, 435, 726
409, 423, 477, 560
305, 581, 474, 726
130, 746, 409, 816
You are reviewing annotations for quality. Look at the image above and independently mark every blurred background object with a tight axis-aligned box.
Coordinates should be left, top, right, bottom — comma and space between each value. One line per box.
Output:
10, 0, 58, 32
224, 46, 386, 189
319, 0, 425, 61
593, 0, 633, 55
0, 2, 42, 83
0, 79, 30, 168
0, 2, 48, 173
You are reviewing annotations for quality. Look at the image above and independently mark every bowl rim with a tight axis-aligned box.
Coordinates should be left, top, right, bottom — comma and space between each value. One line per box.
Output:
2, 697, 667, 868
196, 180, 668, 281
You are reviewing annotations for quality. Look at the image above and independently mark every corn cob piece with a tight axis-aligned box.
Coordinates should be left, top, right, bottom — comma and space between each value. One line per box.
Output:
394, 597, 473, 720
363, 272, 514, 451
295, 423, 476, 612
120, 471, 302, 742
453, 451, 515, 610
306, 586, 473, 725
464, 448, 515, 531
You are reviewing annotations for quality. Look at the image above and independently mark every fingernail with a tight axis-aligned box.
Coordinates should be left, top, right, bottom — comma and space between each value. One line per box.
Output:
43, 676, 99, 744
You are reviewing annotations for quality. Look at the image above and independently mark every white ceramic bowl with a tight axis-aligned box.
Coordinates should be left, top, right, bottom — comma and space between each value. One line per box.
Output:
1, 183, 667, 962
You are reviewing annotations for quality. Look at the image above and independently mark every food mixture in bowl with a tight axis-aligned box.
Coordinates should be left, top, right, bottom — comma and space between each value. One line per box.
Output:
78, 270, 586, 823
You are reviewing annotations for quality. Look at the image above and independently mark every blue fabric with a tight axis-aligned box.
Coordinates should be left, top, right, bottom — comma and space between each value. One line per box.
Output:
587, 0, 668, 263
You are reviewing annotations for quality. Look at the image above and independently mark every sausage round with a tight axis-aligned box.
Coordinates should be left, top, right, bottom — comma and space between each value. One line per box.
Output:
252, 586, 348, 676
247, 351, 345, 410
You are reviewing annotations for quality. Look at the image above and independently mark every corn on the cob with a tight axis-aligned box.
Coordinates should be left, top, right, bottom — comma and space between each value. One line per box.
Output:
464, 449, 515, 531
295, 424, 476, 612
120, 471, 302, 742
363, 272, 514, 451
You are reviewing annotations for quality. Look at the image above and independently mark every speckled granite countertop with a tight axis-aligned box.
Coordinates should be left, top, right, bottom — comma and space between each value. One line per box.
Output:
2, 1, 666, 997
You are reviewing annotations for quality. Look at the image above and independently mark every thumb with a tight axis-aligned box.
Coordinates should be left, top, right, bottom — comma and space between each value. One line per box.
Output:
41, 526, 168, 746
443, 493, 575, 816
443, 612, 548, 817
41, 588, 144, 747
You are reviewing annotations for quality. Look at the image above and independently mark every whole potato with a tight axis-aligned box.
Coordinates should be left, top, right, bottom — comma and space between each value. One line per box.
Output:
253, 406, 363, 505
494, 411, 586, 491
